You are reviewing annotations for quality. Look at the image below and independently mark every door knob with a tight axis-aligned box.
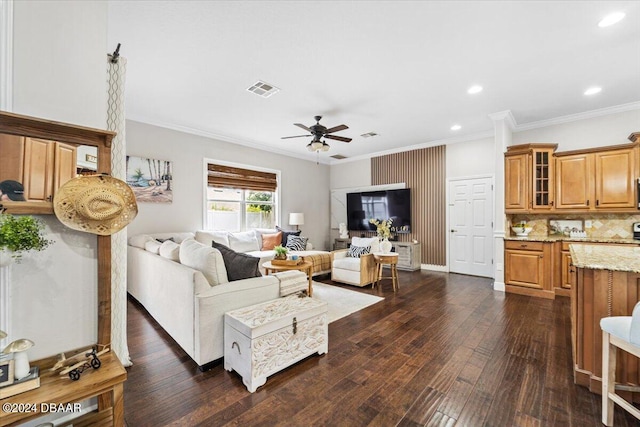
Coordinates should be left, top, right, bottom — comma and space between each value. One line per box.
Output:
450, 229, 457, 233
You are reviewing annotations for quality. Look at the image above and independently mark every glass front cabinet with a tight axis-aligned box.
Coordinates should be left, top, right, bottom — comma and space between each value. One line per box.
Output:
505, 144, 557, 213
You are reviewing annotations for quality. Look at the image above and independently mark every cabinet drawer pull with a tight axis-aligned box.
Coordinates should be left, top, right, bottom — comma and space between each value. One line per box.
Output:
539, 255, 543, 258
596, 199, 599, 206
520, 244, 527, 248
586, 200, 590, 206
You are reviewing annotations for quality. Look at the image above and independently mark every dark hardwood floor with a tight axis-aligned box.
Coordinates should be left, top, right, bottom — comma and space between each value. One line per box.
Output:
124, 271, 639, 426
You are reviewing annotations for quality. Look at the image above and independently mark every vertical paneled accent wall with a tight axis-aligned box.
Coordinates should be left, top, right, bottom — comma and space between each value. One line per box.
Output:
371, 146, 446, 266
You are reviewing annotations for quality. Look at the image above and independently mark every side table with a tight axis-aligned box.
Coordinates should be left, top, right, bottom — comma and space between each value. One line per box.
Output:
373, 253, 400, 292
262, 260, 314, 296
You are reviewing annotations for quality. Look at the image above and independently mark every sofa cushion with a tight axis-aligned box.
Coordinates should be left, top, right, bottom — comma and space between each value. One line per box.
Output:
276, 226, 301, 248
144, 239, 162, 254
228, 230, 260, 252
261, 231, 282, 250
195, 230, 230, 247
352, 236, 380, 253
159, 240, 180, 261
150, 232, 195, 243
348, 244, 371, 258
179, 238, 228, 286
333, 257, 363, 272
129, 234, 154, 249
286, 235, 308, 251
253, 228, 278, 249
212, 242, 262, 281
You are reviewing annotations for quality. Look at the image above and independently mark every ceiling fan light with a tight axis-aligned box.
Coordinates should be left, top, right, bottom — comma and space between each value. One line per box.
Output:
306, 142, 314, 151
321, 142, 330, 152
311, 141, 323, 151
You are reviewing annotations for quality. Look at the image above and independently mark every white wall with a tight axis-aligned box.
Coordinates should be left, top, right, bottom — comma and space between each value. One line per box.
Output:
446, 136, 495, 179
126, 121, 332, 250
9, 1, 108, 360
329, 158, 371, 189
513, 109, 640, 151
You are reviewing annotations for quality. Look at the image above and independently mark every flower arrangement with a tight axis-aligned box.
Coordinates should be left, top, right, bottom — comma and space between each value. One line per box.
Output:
369, 218, 392, 240
0, 214, 53, 262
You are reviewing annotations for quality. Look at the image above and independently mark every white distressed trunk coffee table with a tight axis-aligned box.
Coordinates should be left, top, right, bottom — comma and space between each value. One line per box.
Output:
224, 295, 328, 392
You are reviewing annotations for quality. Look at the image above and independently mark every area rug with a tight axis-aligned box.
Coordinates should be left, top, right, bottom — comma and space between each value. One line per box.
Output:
311, 282, 384, 323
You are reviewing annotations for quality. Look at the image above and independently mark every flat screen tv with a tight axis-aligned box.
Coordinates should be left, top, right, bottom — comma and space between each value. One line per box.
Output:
346, 188, 411, 233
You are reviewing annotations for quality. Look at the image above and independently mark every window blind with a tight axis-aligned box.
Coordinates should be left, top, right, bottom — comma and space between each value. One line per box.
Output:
207, 163, 277, 192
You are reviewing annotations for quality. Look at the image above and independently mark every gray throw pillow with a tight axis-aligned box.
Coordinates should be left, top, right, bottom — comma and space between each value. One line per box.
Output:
212, 241, 262, 281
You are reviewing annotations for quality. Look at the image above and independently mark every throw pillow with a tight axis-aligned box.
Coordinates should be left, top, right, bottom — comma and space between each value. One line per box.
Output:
228, 230, 260, 252
261, 231, 282, 250
195, 230, 230, 247
144, 239, 162, 254
348, 244, 371, 258
276, 226, 301, 249
158, 240, 180, 261
286, 235, 308, 251
212, 241, 262, 281
179, 238, 229, 286
128, 234, 154, 249
352, 236, 380, 253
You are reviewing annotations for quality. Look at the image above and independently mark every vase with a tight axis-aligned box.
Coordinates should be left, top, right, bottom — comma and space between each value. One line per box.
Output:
0, 250, 14, 268
380, 238, 392, 254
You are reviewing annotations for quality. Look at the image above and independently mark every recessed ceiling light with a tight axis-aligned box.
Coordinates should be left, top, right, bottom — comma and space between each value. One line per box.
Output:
598, 12, 625, 28
584, 86, 602, 96
450, 124, 462, 131
467, 85, 483, 94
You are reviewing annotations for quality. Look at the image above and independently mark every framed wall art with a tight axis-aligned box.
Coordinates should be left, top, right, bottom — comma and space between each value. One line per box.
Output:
126, 155, 173, 203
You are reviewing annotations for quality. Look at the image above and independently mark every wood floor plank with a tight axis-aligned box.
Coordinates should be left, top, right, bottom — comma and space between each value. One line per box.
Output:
124, 271, 640, 426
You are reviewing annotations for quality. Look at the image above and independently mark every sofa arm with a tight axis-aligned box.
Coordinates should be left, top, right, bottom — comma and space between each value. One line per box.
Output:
193, 275, 280, 364
331, 248, 348, 262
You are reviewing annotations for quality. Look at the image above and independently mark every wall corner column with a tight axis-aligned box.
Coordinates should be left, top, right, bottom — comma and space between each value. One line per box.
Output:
0, 0, 13, 111
489, 110, 516, 292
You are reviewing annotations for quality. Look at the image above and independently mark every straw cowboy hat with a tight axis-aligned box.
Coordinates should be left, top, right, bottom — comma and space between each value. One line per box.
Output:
53, 175, 138, 236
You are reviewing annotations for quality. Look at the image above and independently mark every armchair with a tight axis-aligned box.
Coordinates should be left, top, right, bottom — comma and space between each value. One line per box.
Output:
330, 237, 379, 287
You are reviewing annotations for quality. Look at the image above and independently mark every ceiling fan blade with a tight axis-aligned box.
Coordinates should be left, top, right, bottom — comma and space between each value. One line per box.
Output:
281, 135, 311, 139
294, 123, 311, 132
325, 124, 348, 134
325, 135, 352, 143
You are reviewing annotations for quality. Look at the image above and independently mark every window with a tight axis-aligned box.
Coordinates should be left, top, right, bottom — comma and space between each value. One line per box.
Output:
205, 163, 278, 231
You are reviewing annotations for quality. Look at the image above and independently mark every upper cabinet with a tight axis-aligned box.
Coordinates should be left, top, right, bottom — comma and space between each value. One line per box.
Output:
505, 144, 557, 213
506, 135, 640, 214
555, 144, 638, 211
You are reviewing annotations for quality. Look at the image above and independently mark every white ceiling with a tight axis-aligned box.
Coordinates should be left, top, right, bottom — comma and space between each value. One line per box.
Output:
107, 1, 640, 164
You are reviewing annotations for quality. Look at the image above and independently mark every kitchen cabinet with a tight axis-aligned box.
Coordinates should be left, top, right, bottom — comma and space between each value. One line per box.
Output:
555, 145, 637, 212
504, 240, 554, 299
0, 135, 77, 202
504, 144, 557, 213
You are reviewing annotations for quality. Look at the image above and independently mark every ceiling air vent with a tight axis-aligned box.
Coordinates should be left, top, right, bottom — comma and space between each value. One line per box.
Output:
330, 154, 347, 160
246, 81, 280, 98
360, 132, 378, 138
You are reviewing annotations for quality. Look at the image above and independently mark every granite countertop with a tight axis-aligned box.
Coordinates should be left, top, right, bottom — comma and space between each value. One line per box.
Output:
504, 235, 640, 245
569, 244, 640, 273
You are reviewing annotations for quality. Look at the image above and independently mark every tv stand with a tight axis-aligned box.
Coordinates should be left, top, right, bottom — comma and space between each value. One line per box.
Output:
391, 242, 421, 271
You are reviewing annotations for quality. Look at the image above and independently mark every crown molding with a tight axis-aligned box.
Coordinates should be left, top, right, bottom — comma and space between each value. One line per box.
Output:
488, 110, 517, 129
0, 0, 13, 112
126, 114, 332, 165
327, 129, 495, 165
513, 101, 640, 132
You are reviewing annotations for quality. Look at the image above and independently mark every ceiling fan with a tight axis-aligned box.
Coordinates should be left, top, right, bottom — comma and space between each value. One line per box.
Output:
281, 115, 352, 152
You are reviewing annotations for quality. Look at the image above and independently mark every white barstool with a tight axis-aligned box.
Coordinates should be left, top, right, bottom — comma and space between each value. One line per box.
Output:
600, 301, 640, 426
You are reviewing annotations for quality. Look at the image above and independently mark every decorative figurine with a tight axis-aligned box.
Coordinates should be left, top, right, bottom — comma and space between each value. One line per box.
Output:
339, 223, 349, 239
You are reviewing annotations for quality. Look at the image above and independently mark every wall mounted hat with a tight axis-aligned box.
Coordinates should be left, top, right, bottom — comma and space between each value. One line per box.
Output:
53, 175, 138, 236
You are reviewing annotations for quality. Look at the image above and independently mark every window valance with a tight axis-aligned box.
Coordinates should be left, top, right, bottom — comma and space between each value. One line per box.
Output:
207, 164, 277, 192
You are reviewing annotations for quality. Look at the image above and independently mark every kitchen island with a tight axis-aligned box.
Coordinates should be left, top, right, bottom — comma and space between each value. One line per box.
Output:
570, 244, 640, 399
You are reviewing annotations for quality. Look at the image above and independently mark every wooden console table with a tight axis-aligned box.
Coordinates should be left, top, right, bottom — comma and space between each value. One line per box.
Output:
0, 352, 126, 426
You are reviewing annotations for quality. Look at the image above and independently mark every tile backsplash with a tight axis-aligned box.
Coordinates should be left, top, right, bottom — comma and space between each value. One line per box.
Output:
508, 213, 640, 239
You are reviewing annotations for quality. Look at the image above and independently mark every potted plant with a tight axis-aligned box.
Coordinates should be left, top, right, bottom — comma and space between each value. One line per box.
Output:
0, 214, 53, 266
273, 245, 288, 260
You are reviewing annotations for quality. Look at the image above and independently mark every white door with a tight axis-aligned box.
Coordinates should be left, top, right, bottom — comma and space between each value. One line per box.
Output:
449, 177, 494, 277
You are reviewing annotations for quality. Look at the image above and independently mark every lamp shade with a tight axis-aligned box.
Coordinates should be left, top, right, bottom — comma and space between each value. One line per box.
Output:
289, 212, 304, 226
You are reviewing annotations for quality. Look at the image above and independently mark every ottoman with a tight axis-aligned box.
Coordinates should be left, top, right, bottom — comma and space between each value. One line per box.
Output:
224, 295, 328, 392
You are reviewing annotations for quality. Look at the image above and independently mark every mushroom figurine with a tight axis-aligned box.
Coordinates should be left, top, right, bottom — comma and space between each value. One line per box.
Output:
3, 339, 34, 380
0, 330, 6, 340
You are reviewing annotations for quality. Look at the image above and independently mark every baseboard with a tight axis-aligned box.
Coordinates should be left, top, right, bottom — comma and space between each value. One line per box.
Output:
420, 264, 447, 272
493, 281, 505, 292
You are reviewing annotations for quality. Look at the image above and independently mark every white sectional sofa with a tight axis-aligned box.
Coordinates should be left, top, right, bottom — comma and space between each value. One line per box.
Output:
127, 231, 311, 369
